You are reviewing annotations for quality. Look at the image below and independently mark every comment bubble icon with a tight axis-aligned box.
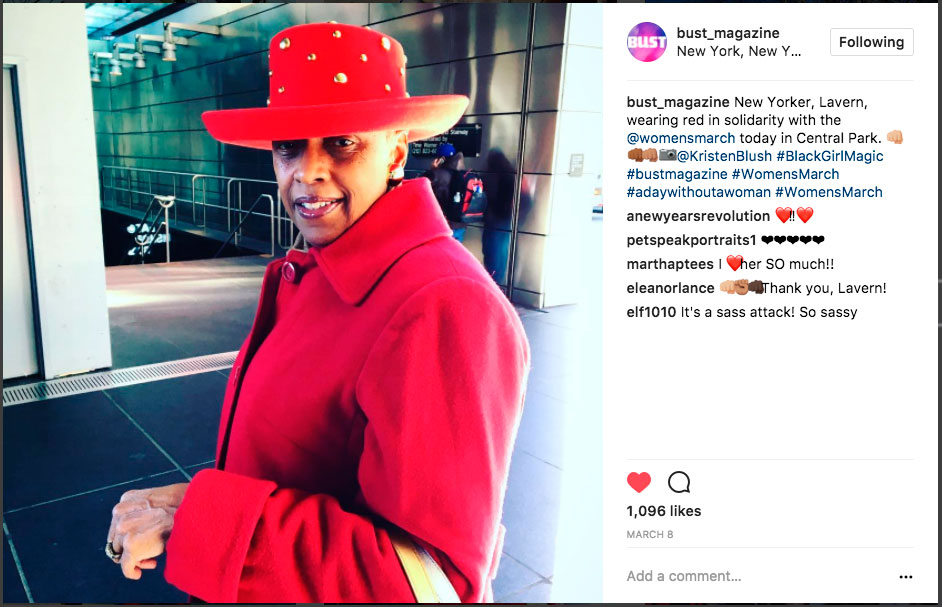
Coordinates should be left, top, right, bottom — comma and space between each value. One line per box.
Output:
668, 471, 691, 493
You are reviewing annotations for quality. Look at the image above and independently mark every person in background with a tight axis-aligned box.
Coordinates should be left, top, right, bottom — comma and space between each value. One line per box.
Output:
423, 142, 468, 242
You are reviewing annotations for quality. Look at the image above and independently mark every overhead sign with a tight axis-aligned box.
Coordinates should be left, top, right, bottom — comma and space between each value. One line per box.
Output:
410, 123, 483, 158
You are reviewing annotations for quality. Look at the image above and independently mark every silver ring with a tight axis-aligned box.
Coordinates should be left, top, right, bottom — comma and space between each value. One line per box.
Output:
105, 541, 122, 563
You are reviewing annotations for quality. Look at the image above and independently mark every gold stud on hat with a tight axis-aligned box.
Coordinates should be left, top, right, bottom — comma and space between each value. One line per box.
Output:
380, 37, 391, 50
360, 53, 368, 62
307, 53, 316, 61
266, 97, 270, 105
332, 30, 341, 39
384, 84, 391, 92
327, 20, 337, 24
278, 86, 285, 94
279, 38, 290, 50
334, 73, 348, 84
268, 70, 273, 78
399, 67, 405, 76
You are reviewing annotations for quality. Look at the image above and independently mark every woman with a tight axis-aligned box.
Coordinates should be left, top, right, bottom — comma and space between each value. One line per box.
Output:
105, 23, 529, 603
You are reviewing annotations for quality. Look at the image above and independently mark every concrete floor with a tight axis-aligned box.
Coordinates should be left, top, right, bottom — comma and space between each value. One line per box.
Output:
2, 252, 590, 603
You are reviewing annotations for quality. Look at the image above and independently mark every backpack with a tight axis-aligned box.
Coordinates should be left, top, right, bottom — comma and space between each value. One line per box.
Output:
446, 170, 487, 222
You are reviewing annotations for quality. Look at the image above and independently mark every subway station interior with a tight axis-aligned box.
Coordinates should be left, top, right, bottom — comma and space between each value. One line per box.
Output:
3, 3, 602, 603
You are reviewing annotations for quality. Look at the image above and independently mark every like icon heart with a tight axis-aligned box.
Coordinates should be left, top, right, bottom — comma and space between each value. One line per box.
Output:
627, 472, 652, 493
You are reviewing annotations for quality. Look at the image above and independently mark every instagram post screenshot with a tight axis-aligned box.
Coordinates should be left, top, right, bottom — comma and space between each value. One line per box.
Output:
1, 1, 936, 605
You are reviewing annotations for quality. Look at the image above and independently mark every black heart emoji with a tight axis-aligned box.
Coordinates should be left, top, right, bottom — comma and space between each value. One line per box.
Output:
800, 235, 811, 244
787, 236, 799, 244
761, 235, 773, 244
774, 236, 786, 244
812, 235, 825, 244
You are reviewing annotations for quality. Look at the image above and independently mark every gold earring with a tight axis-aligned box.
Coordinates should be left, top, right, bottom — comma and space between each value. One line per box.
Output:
388, 166, 404, 180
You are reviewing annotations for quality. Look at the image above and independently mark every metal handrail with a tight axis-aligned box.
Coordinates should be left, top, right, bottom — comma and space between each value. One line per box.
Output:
275, 190, 296, 249
213, 194, 275, 258
191, 174, 231, 227
101, 166, 289, 255
123, 195, 175, 264
101, 166, 184, 221
225, 177, 276, 230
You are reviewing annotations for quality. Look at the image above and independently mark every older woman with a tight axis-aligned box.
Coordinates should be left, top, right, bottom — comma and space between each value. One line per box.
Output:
105, 23, 529, 603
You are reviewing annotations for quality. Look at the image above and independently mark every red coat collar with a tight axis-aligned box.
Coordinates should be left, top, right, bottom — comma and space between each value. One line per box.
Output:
285, 178, 451, 304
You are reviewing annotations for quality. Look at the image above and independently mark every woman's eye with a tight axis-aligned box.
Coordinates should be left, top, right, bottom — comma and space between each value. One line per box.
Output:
330, 137, 356, 149
274, 141, 300, 154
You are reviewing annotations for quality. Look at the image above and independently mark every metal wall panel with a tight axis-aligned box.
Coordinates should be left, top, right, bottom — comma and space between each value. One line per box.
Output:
215, 52, 267, 97
175, 66, 217, 105
449, 3, 529, 61
522, 111, 558, 174
96, 134, 115, 157
517, 173, 553, 235
528, 46, 563, 112
94, 111, 112, 134
403, 62, 453, 98
92, 86, 112, 111
218, 89, 267, 111
114, 107, 142, 134
370, 9, 451, 67
511, 231, 546, 293
145, 97, 218, 133
457, 52, 525, 116
533, 3, 568, 48
406, 52, 524, 116
511, 288, 542, 309
369, 3, 441, 24
305, 3, 369, 26
372, 3, 528, 68
221, 141, 270, 170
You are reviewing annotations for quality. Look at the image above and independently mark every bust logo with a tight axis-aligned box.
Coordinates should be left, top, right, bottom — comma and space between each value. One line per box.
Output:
627, 22, 667, 62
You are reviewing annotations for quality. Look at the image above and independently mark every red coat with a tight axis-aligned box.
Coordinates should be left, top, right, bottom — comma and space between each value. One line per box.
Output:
164, 179, 530, 602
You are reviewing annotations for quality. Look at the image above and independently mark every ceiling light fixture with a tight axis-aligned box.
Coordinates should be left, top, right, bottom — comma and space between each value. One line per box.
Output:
90, 55, 102, 83
137, 21, 221, 63
91, 51, 132, 79
113, 42, 146, 69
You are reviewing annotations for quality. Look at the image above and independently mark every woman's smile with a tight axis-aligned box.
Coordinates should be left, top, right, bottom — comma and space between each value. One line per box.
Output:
293, 195, 344, 221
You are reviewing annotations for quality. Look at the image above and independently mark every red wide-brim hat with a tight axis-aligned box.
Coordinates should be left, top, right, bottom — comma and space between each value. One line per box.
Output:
202, 23, 469, 150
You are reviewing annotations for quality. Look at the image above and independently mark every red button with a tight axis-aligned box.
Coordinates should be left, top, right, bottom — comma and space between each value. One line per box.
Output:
281, 261, 297, 283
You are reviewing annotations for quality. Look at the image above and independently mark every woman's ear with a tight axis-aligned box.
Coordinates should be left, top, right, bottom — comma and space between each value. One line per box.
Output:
389, 130, 409, 174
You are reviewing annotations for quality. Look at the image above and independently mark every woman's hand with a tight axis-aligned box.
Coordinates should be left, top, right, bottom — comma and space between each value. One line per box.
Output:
107, 483, 189, 579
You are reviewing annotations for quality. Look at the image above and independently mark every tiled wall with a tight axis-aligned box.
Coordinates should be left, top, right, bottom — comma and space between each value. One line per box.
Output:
92, 3, 581, 302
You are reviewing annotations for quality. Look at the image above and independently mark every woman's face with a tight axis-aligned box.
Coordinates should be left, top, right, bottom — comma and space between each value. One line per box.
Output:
272, 131, 408, 247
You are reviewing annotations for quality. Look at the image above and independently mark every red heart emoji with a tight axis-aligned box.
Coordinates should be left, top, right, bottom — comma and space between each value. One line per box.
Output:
796, 207, 813, 223
775, 207, 792, 223
627, 472, 651, 493
727, 255, 743, 271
